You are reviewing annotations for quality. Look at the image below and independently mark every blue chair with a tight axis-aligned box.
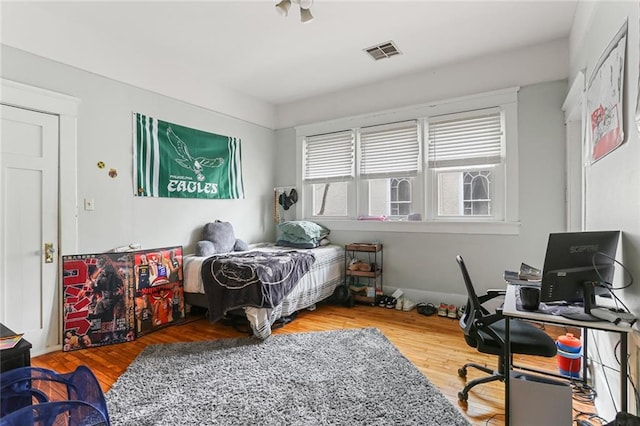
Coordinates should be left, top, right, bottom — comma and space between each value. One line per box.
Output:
1, 401, 108, 426
0, 366, 109, 426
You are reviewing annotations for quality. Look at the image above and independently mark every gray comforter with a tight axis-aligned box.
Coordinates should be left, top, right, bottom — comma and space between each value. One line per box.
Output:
201, 250, 316, 322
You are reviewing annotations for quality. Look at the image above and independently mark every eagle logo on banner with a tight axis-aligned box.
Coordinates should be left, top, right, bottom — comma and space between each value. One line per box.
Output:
167, 127, 224, 182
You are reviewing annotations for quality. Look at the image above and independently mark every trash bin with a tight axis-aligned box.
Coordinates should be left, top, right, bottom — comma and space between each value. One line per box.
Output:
556, 332, 581, 378
0, 366, 110, 425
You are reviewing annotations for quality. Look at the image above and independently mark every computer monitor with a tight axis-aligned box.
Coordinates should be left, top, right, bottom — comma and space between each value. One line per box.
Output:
540, 231, 620, 321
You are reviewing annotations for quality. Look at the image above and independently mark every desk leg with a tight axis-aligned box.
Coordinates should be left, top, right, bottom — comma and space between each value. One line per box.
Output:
621, 331, 628, 413
505, 316, 511, 425
583, 330, 588, 383
582, 328, 589, 385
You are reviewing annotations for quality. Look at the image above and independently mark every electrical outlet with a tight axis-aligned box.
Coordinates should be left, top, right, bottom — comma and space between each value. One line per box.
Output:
84, 198, 95, 211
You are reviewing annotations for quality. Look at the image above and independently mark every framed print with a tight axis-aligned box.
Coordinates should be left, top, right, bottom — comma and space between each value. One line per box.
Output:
587, 20, 627, 163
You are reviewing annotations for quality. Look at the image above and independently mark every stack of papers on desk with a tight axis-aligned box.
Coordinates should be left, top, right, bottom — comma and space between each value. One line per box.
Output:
519, 263, 542, 280
0, 333, 23, 350
504, 262, 542, 286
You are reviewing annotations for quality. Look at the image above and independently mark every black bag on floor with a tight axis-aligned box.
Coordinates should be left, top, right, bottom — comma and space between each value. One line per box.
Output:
222, 309, 252, 335
222, 309, 298, 335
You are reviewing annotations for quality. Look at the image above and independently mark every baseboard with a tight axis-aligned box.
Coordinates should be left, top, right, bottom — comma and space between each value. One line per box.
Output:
383, 286, 467, 307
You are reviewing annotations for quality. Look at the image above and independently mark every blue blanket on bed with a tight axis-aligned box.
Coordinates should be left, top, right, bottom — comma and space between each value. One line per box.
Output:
201, 250, 316, 322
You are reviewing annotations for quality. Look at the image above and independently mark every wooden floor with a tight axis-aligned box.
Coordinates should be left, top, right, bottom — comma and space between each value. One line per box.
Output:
32, 303, 597, 425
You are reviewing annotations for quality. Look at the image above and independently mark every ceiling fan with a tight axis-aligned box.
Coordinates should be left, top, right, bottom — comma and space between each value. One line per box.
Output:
275, 0, 314, 23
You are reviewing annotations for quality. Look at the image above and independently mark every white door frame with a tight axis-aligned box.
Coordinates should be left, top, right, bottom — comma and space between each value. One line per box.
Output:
1, 78, 79, 350
561, 71, 586, 232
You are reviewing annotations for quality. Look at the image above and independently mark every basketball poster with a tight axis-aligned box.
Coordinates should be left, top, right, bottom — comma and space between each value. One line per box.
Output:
133, 246, 185, 336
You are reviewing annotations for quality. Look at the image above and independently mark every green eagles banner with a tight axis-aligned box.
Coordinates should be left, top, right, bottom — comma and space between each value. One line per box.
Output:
133, 113, 244, 199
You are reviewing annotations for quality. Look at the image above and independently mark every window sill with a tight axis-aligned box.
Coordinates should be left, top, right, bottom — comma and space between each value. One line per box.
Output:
313, 219, 521, 235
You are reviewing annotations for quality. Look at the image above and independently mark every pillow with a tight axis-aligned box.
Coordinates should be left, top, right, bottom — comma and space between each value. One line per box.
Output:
202, 220, 236, 254
275, 239, 320, 249
234, 239, 249, 251
195, 240, 216, 257
277, 221, 330, 244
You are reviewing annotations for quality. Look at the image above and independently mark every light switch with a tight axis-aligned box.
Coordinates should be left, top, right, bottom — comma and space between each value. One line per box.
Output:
84, 198, 95, 211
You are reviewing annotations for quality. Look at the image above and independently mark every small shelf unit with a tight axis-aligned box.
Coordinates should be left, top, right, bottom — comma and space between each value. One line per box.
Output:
344, 243, 383, 305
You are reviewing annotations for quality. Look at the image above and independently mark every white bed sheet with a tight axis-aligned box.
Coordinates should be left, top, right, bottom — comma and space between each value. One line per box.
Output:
183, 243, 344, 338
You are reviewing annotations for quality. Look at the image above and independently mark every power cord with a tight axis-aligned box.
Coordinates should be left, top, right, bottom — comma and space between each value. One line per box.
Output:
573, 410, 609, 425
571, 381, 597, 403
592, 251, 634, 291
580, 329, 618, 415
484, 412, 504, 425
583, 333, 640, 419
592, 251, 635, 315
613, 338, 640, 412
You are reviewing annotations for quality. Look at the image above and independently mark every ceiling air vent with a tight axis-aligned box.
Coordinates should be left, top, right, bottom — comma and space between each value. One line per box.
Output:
364, 41, 401, 61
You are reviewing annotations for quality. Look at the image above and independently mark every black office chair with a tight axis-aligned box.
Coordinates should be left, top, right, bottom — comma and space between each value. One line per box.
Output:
455, 255, 557, 402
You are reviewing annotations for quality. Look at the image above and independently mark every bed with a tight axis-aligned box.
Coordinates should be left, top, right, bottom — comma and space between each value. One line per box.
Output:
182, 243, 344, 339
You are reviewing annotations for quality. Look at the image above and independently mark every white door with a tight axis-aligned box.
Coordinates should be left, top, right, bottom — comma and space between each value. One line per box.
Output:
1, 104, 60, 355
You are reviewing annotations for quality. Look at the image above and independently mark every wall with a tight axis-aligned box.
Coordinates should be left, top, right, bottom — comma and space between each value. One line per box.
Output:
275, 39, 568, 129
0, 2, 276, 129
569, 1, 640, 418
275, 39, 569, 304
340, 82, 565, 305
1, 45, 278, 255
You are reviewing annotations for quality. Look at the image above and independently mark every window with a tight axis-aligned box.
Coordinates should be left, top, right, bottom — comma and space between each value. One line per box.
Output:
303, 131, 354, 217
311, 182, 348, 216
297, 87, 518, 230
436, 169, 493, 216
360, 121, 420, 219
368, 177, 415, 217
428, 109, 504, 219
391, 178, 412, 215
464, 171, 492, 215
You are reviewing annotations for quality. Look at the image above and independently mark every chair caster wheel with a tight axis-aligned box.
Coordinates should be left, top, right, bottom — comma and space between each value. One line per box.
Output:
458, 391, 468, 402
458, 367, 467, 378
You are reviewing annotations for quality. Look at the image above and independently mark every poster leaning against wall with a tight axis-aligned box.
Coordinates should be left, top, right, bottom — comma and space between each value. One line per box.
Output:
62, 253, 136, 351
587, 20, 628, 163
133, 113, 244, 199
62, 246, 185, 350
132, 246, 185, 336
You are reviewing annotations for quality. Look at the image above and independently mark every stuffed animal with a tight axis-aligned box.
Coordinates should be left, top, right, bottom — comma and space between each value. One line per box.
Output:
195, 220, 249, 257
348, 258, 372, 272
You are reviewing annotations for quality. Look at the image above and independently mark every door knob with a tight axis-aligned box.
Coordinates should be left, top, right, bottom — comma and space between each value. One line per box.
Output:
44, 243, 55, 263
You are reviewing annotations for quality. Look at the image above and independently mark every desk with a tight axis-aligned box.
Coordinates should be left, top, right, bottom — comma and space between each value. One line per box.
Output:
502, 284, 630, 424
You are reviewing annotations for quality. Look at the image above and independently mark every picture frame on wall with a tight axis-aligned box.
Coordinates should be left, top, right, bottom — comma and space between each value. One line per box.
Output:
587, 19, 628, 163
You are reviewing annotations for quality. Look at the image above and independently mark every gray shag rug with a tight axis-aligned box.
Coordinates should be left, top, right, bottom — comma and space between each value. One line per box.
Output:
106, 328, 469, 425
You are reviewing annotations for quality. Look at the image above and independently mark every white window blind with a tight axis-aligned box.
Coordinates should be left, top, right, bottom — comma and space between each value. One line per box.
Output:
303, 130, 354, 182
428, 110, 503, 168
359, 121, 420, 178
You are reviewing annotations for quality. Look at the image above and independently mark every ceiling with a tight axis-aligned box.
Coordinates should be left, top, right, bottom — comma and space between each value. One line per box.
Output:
1, 1, 577, 107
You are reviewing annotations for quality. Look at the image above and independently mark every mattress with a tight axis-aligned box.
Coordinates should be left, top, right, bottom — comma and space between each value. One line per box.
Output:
183, 243, 344, 338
